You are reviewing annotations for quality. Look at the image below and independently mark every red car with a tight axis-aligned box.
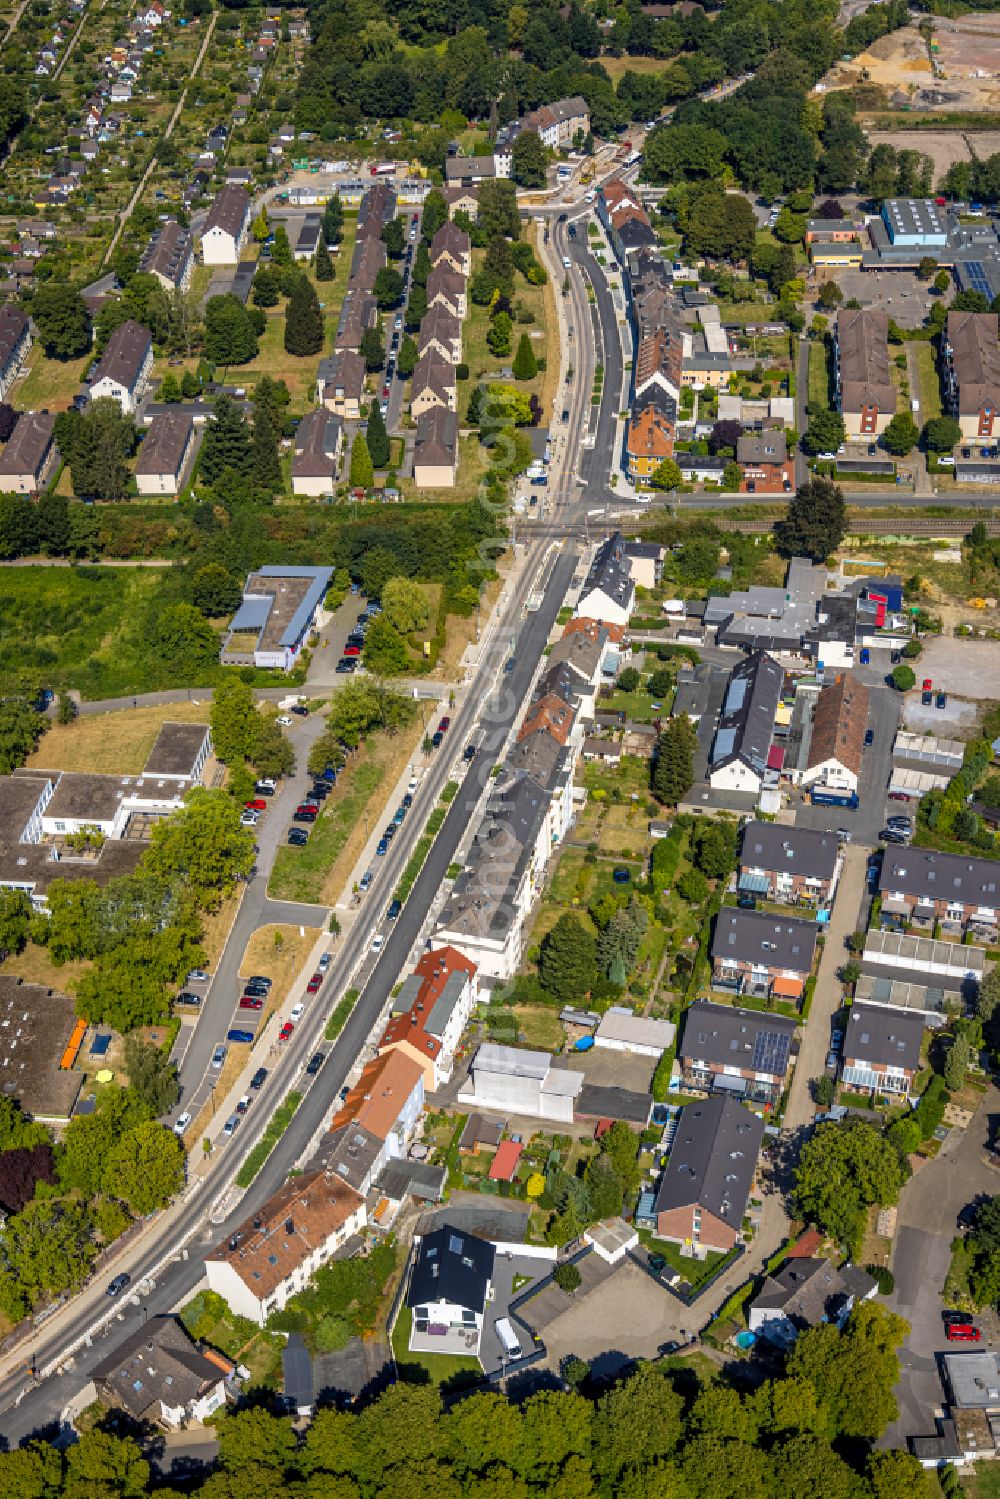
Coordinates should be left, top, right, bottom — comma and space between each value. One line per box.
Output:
946, 1323, 981, 1341
343, 644, 361, 656
244, 799, 267, 812
239, 996, 263, 1010
438, 716, 451, 732
307, 974, 322, 994
279, 1022, 294, 1042
922, 678, 933, 691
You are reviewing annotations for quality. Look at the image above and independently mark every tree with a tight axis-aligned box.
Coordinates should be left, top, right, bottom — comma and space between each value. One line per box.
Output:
123, 1034, 179, 1116
359, 546, 399, 599
792, 1118, 905, 1253
553, 1262, 582, 1293
68, 398, 137, 502
271, 225, 293, 267
788, 1301, 908, 1442
0, 403, 18, 442
652, 716, 697, 804
421, 189, 449, 244
362, 616, 409, 675
284, 275, 324, 356
978, 964, 1000, 1022
801, 408, 846, 457
924, 415, 962, 453
204, 293, 258, 364
708, 419, 743, 456
159, 371, 181, 403
251, 397, 282, 490
944, 1030, 970, 1090
350, 431, 374, 489
253, 264, 282, 307
104, 1120, 185, 1215
3, 1198, 97, 1305
146, 787, 255, 900
192, 562, 242, 617
882, 411, 919, 456
315, 239, 335, 282
30, 284, 91, 357
360, 323, 385, 371
382, 577, 429, 635
373, 266, 404, 309
0, 888, 31, 959
526, 1172, 545, 1199
200, 395, 252, 483
818, 280, 843, 309
323, 192, 344, 244
0, 1144, 56, 1215
210, 677, 256, 765
677, 867, 709, 903
933, 269, 951, 294
891, 663, 916, 692
366, 401, 390, 468
0, 694, 44, 774
539, 913, 598, 1001
397, 334, 418, 377
512, 332, 538, 381
617, 666, 641, 692
56, 691, 76, 726
381, 217, 405, 258
775, 477, 847, 561
487, 310, 512, 357
511, 130, 548, 188
869, 1450, 931, 1499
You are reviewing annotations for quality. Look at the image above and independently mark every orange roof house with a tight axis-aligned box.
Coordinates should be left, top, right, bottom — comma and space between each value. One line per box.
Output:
488, 1140, 523, 1181
517, 693, 573, 746
378, 946, 479, 1090
328, 1049, 424, 1139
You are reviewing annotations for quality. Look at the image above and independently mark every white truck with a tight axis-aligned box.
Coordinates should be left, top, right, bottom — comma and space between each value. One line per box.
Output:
495, 1317, 522, 1359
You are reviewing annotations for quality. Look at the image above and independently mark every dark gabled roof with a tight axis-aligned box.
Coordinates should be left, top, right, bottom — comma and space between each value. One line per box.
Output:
414, 406, 457, 466
844, 1001, 923, 1071
750, 1257, 855, 1330
0, 411, 55, 477
92, 1316, 230, 1419
135, 411, 193, 476
711, 907, 817, 976
503, 728, 567, 790
580, 530, 633, 608
710, 650, 783, 775
92, 319, 151, 391
138, 218, 192, 286
533, 659, 582, 710
740, 821, 838, 882
407, 1223, 495, 1313
679, 1000, 796, 1077
654, 1095, 763, 1222
203, 184, 250, 239
879, 846, 1000, 908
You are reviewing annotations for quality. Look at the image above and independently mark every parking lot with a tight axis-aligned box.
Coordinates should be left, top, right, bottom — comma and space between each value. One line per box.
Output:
834, 270, 933, 330
918, 637, 1000, 702
524, 1255, 688, 1378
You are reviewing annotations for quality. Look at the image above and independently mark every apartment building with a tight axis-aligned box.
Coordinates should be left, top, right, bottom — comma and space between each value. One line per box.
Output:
201, 185, 252, 265
135, 411, 195, 496
378, 946, 479, 1091
138, 218, 194, 291
708, 650, 783, 795
834, 308, 897, 438
653, 1096, 764, 1256
839, 1001, 923, 1098
678, 1000, 797, 1107
0, 411, 58, 494
942, 310, 1000, 442
711, 907, 818, 1005
0, 305, 32, 401
878, 846, 1000, 942
89, 319, 153, 414
801, 673, 870, 798
737, 822, 839, 907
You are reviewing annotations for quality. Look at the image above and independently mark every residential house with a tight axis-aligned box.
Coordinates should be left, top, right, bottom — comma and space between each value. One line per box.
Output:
291, 409, 342, 496
738, 822, 839, 907
653, 1095, 764, 1255
839, 1001, 923, 1098
575, 531, 635, 627
444, 154, 505, 187
407, 1224, 495, 1357
737, 431, 794, 493
201, 185, 252, 266
205, 1170, 366, 1325
708, 650, 784, 794
0, 305, 32, 401
634, 323, 685, 405
546, 628, 605, 706
0, 411, 58, 495
878, 846, 1000, 942
222, 565, 332, 671
378, 946, 479, 1090
711, 907, 818, 1005
626, 396, 675, 483
413, 407, 458, 488
323, 1049, 425, 1193
748, 1258, 876, 1347
516, 95, 589, 149
430, 221, 471, 278
410, 352, 456, 417
426, 265, 467, 319
623, 541, 665, 590
92, 1316, 232, 1429
942, 310, 1000, 442
89, 319, 153, 414
419, 306, 462, 365
457, 1043, 584, 1123
800, 674, 870, 798
334, 290, 377, 353
678, 1000, 797, 1107
316, 351, 365, 420
135, 411, 195, 496
349, 235, 386, 295
138, 219, 193, 291
834, 308, 897, 438
443, 186, 479, 221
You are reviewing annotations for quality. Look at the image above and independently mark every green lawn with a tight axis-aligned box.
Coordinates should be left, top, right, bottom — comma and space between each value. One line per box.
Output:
600, 688, 673, 723
178, 1289, 283, 1388
637, 1229, 729, 1290
269, 757, 383, 903
391, 1304, 482, 1390
911, 339, 944, 423
808, 339, 830, 409
582, 755, 654, 800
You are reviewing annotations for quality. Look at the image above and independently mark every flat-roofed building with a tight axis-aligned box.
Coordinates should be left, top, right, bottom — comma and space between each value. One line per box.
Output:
0, 974, 83, 1122
135, 410, 195, 495
223, 565, 333, 671
457, 1043, 584, 1123
0, 410, 57, 494
862, 928, 986, 995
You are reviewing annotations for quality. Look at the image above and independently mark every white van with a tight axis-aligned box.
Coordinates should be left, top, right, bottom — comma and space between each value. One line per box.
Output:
495, 1317, 522, 1359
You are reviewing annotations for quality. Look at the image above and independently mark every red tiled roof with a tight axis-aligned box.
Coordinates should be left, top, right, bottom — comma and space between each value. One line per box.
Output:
488, 1140, 523, 1181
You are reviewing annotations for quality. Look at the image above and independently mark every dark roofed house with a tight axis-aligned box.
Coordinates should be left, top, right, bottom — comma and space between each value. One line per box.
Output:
575, 531, 635, 627
135, 410, 195, 495
413, 406, 458, 488
410, 351, 456, 418
139, 219, 194, 291
802, 674, 870, 798
711, 907, 818, 1005
316, 349, 366, 420
738, 821, 839, 906
407, 1223, 496, 1356
879, 846, 1000, 942
426, 263, 467, 319
748, 1258, 876, 1347
430, 220, 471, 277
93, 1316, 232, 1428
0, 304, 32, 401
709, 650, 783, 795
0, 411, 58, 495
201, 184, 252, 265
89, 319, 153, 414
418, 305, 462, 364
291, 409, 342, 496
679, 999, 797, 1106
654, 1095, 764, 1254
839, 1000, 924, 1098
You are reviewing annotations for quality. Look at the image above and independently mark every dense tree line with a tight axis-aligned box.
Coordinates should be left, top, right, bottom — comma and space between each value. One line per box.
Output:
0, 1328, 930, 1498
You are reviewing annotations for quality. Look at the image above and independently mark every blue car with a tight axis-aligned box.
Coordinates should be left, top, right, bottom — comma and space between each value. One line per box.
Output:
227, 1028, 254, 1044
612, 868, 631, 884
376, 838, 389, 856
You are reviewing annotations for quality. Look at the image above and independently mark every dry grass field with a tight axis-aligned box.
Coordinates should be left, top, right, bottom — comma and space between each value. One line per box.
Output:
28, 701, 213, 775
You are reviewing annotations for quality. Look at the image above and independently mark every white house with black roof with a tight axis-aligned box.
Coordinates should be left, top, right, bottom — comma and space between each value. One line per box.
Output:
575, 532, 635, 627
708, 651, 783, 794
711, 907, 818, 1006
407, 1224, 495, 1356
738, 821, 840, 907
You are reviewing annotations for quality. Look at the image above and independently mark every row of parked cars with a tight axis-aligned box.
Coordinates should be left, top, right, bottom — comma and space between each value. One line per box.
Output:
337, 599, 382, 674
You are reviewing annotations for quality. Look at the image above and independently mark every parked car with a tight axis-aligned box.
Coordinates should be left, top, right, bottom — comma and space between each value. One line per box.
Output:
176, 990, 202, 1006
227, 1029, 254, 1044
222, 1114, 241, 1138
211, 1044, 227, 1069
464, 744, 476, 761
921, 690, 933, 706
371, 933, 385, 954
239, 996, 263, 1010
946, 1323, 982, 1341
106, 1273, 131, 1298
343, 644, 361, 656
244, 799, 267, 812
276, 714, 292, 725
290, 1002, 305, 1022
864, 728, 874, 747
336, 659, 358, 673
387, 899, 402, 921
173, 1111, 192, 1136
438, 716, 451, 732
247, 975, 272, 991
279, 1022, 294, 1041
431, 731, 443, 748
402, 793, 413, 808
288, 828, 309, 846
290, 704, 309, 717
250, 1067, 268, 1090
187, 969, 211, 983
236, 1094, 251, 1115
937, 692, 948, 709
318, 953, 333, 972
307, 974, 323, 994
306, 1053, 325, 1076
360, 869, 375, 888
240, 812, 259, 827
382, 824, 397, 841
255, 780, 276, 796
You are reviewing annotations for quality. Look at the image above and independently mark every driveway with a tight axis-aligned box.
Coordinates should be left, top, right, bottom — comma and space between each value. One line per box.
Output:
882, 1088, 1000, 1445
793, 674, 900, 847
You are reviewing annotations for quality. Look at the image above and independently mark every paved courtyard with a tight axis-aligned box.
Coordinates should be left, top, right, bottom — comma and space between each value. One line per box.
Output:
833, 270, 933, 329
917, 637, 1000, 702
525, 1257, 690, 1379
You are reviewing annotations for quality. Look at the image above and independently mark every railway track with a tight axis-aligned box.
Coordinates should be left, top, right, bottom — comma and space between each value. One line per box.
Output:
520, 513, 1000, 541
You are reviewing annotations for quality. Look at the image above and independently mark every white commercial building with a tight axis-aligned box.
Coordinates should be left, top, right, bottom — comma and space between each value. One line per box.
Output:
457, 1043, 584, 1124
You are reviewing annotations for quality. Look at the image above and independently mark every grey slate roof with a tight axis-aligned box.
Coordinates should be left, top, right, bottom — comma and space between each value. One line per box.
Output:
712, 907, 818, 976
739, 821, 838, 882
204, 184, 250, 239
92, 318, 151, 392
408, 1224, 495, 1313
844, 1001, 923, 1071
710, 650, 783, 776
879, 846, 1000, 909
679, 1000, 796, 1078
580, 531, 633, 610
750, 1256, 867, 1333
92, 1316, 227, 1420
654, 1095, 763, 1223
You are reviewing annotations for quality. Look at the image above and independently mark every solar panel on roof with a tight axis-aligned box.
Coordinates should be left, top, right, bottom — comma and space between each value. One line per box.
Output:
963, 260, 995, 298
751, 1028, 790, 1075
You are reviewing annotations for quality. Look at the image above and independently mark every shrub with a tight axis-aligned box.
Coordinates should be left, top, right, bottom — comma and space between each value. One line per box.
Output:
866, 1264, 895, 1295
554, 1261, 582, 1292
